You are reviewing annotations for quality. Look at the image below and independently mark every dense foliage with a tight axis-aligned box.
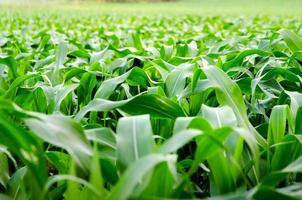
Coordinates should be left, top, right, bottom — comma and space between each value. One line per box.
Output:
0, 15, 302, 199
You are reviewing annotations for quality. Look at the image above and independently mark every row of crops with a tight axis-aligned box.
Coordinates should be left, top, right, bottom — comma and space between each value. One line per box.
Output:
0, 15, 302, 199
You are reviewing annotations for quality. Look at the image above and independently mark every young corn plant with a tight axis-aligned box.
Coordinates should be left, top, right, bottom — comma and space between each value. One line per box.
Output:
0, 14, 302, 199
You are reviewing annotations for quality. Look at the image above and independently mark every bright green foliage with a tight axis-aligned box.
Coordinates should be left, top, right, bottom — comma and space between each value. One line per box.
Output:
0, 14, 302, 200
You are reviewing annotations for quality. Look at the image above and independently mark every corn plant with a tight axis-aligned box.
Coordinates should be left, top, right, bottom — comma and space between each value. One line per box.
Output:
0, 14, 302, 199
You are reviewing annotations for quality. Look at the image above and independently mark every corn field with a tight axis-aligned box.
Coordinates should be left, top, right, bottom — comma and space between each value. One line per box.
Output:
0, 13, 302, 199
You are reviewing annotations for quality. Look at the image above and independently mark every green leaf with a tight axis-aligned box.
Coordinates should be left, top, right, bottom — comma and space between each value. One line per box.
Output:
223, 49, 271, 70
140, 162, 175, 198
286, 91, 302, 117
53, 83, 79, 111
68, 49, 90, 59
4, 73, 40, 99
94, 67, 148, 99
0, 56, 18, 79
75, 98, 130, 121
46, 151, 71, 174
116, 115, 155, 167
282, 156, 302, 173
88, 145, 107, 198
107, 154, 176, 200
268, 105, 293, 146
0, 153, 9, 187
253, 185, 302, 200
295, 106, 302, 134
159, 129, 201, 154
165, 63, 194, 97
75, 94, 186, 121
280, 29, 302, 52
203, 65, 266, 147
208, 152, 236, 194
119, 94, 186, 119
201, 105, 237, 128
44, 174, 100, 199
7, 167, 28, 199
85, 128, 116, 150
0, 112, 47, 187
55, 42, 68, 70
271, 135, 302, 171
194, 127, 233, 163
25, 114, 92, 171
